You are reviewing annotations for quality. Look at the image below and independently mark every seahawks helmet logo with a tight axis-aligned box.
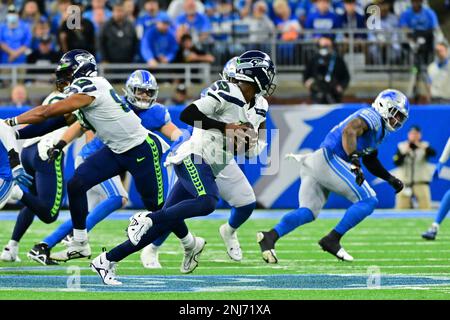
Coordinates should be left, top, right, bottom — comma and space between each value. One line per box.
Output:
75, 53, 95, 65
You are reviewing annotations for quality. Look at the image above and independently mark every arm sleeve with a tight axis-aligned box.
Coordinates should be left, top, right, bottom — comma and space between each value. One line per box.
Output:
439, 138, 450, 164
362, 150, 393, 181
17, 116, 68, 139
180, 103, 227, 133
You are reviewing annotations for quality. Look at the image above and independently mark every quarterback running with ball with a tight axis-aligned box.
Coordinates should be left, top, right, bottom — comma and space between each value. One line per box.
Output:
140, 56, 269, 268
90, 50, 276, 285
258, 89, 409, 262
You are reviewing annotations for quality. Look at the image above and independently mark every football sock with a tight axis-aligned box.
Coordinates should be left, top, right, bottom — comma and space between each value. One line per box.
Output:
43, 196, 123, 248
8, 240, 18, 247
73, 229, 88, 243
228, 202, 256, 229
180, 232, 195, 250
334, 197, 378, 236
435, 189, 450, 225
11, 207, 34, 242
273, 207, 315, 237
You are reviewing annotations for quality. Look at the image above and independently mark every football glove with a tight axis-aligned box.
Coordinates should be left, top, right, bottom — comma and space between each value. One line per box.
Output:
47, 140, 67, 163
12, 165, 33, 189
350, 153, 365, 186
387, 176, 403, 193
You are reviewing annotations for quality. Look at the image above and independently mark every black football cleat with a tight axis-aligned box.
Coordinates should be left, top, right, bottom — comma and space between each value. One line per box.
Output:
318, 234, 354, 262
256, 231, 278, 264
27, 243, 59, 266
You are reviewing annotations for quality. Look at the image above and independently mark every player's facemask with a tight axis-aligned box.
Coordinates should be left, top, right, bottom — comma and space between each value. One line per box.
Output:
128, 86, 158, 109
386, 106, 408, 131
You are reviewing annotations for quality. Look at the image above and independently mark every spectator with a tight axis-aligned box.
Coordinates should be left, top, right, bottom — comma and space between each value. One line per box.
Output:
164, 83, 191, 106
174, 33, 214, 64
210, 0, 240, 41
393, 125, 436, 209
242, 1, 275, 43
100, 0, 138, 63
136, 0, 166, 39
19, 0, 42, 26
367, 1, 401, 65
0, 5, 32, 64
304, 0, 342, 39
168, 0, 205, 20
237, 0, 254, 18
175, 0, 212, 43
273, 0, 302, 41
10, 84, 31, 108
58, 6, 96, 54
140, 12, 178, 67
426, 42, 450, 103
123, 0, 137, 23
303, 36, 350, 103
31, 17, 53, 51
339, 0, 365, 39
27, 34, 60, 64
82, 0, 112, 34
400, 0, 439, 65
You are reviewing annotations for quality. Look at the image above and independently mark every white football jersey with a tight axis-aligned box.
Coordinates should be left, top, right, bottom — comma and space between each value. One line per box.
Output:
166, 80, 268, 175
67, 76, 148, 154
22, 91, 68, 149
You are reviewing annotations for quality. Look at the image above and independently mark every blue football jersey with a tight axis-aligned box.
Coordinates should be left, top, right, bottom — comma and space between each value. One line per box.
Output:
79, 99, 171, 159
320, 107, 388, 162
0, 143, 12, 179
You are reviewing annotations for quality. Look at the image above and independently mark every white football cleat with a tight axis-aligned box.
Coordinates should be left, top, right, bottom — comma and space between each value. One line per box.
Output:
219, 223, 242, 261
91, 252, 122, 285
127, 212, 153, 246
180, 236, 206, 274
50, 240, 91, 261
0, 245, 21, 262
140, 244, 162, 269
336, 248, 354, 262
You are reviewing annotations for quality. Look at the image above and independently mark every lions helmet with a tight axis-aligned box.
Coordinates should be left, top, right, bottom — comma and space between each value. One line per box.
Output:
234, 50, 276, 96
55, 49, 97, 91
125, 70, 159, 110
372, 89, 409, 132
221, 57, 238, 82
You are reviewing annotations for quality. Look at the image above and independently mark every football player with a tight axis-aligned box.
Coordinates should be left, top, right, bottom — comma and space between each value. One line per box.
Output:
422, 136, 450, 240
1, 81, 70, 262
4, 50, 170, 262
257, 89, 408, 262
140, 57, 268, 268
27, 70, 182, 264
90, 50, 276, 285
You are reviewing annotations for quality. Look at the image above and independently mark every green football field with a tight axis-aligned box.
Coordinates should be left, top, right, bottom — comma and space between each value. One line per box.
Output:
1, 210, 450, 300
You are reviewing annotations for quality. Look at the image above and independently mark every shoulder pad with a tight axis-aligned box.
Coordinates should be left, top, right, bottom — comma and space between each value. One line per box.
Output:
69, 77, 97, 94
206, 80, 246, 108
358, 108, 382, 131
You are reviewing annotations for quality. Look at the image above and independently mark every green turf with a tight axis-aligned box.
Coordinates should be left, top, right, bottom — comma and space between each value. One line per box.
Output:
1, 214, 450, 300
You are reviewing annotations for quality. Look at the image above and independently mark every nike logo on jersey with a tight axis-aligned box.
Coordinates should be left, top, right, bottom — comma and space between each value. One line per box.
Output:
137, 157, 146, 163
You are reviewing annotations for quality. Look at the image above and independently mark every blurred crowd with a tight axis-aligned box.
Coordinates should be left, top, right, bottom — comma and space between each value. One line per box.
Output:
0, 0, 446, 65
0, 0, 448, 104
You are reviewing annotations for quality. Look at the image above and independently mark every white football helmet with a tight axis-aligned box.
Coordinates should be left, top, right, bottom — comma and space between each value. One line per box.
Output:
221, 57, 238, 82
124, 70, 159, 109
372, 89, 409, 132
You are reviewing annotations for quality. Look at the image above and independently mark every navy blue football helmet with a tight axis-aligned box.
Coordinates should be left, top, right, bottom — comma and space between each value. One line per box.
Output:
234, 50, 276, 96
55, 49, 97, 91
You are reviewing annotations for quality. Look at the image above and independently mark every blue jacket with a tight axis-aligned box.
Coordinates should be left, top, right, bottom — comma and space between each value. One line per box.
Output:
140, 25, 178, 62
0, 21, 32, 64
